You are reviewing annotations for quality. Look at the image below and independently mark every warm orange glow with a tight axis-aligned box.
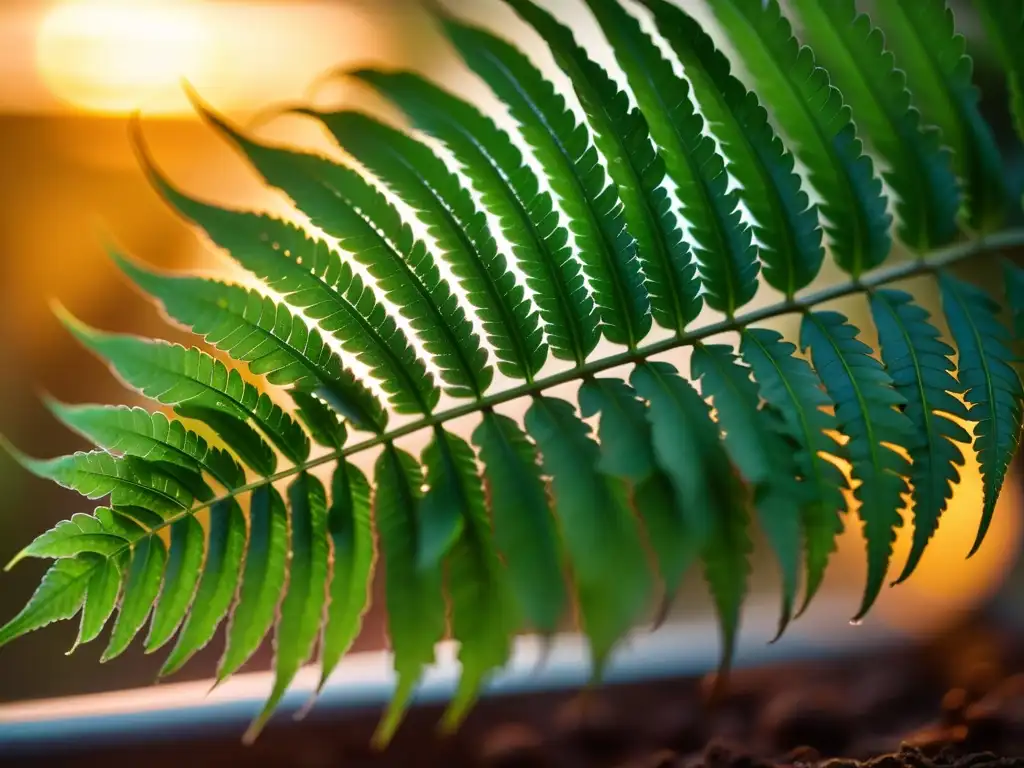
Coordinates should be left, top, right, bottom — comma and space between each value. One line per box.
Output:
36, 0, 209, 116
834, 416, 1022, 634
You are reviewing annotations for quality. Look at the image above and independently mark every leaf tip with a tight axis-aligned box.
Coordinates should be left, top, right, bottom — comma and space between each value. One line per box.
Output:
242, 711, 272, 746
51, 302, 100, 348
3, 551, 26, 572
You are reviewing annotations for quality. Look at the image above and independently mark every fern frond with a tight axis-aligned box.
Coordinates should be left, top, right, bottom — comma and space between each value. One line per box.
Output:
692, 344, 808, 638
46, 401, 244, 491
868, 289, 970, 581
15, 515, 127, 564
638, 0, 823, 299
791, 0, 960, 251
160, 500, 247, 677
877, 0, 1013, 233
133, 128, 430, 419
439, 11, 650, 348
146, 516, 204, 653
61, 315, 311, 466
191, 100, 490, 400
4, 0, 1024, 745
431, 430, 515, 731
939, 274, 1024, 553
585, 0, 759, 317
472, 411, 565, 635
525, 396, 650, 674
801, 311, 913, 618
104, 535, 166, 662
630, 362, 750, 672
372, 445, 445, 747
507, 0, 699, 333
711, 0, 891, 277
290, 391, 346, 451
218, 486, 288, 681
578, 378, 696, 607
310, 110, 545, 381
0, 555, 104, 648
349, 70, 599, 365
114, 251, 385, 432
9, 446, 193, 516
246, 473, 329, 743
74, 555, 123, 651
738, 329, 846, 613
317, 462, 374, 691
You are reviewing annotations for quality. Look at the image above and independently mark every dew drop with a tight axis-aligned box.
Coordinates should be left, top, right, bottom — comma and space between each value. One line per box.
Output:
849, 618, 863, 627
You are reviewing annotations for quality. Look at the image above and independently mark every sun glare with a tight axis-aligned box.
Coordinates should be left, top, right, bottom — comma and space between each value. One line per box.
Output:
36, 0, 208, 116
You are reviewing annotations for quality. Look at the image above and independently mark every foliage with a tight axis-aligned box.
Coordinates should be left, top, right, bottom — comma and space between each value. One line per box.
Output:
3, 0, 1024, 745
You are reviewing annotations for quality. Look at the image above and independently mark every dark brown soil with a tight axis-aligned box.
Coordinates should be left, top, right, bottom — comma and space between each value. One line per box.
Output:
5, 623, 1023, 767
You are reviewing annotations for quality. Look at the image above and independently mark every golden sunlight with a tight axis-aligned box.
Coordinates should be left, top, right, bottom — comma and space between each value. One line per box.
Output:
36, 0, 209, 116
835, 415, 1022, 635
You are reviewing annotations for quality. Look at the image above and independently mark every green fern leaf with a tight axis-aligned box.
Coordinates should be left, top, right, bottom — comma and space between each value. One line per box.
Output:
114, 252, 384, 432
146, 516, 205, 653
434, 430, 515, 732
975, 0, 1024, 144
161, 499, 246, 677
290, 391, 346, 451
48, 401, 244, 490
173, 405, 276, 478
801, 311, 913, 618
939, 274, 1024, 553
579, 378, 697, 606
103, 535, 166, 662
16, 518, 126, 563
318, 462, 374, 690
247, 473, 330, 742
791, 0, 960, 251
114, 505, 166, 531
0, 555, 102, 648
578, 378, 657, 482
8, 446, 193, 515
417, 428, 469, 570
94, 508, 147, 542
440, 12, 650, 348
311, 110, 545, 380
869, 289, 971, 582
133, 130, 428, 420
472, 411, 565, 635
350, 70, 599, 364
692, 345, 809, 637
630, 362, 750, 673
738, 329, 846, 612
62, 316, 310, 466
628, 362, 731, 543
192, 102, 492, 399
75, 556, 123, 650
507, 0, 699, 333
373, 445, 445, 747
218, 486, 288, 681
878, 0, 1013, 233
639, 0, 822, 299
585, 0, 759, 317
525, 396, 651, 674
7, 0, 1024, 742
711, 0, 891, 277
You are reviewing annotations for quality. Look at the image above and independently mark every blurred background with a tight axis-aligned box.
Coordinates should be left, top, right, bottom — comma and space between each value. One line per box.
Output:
0, 0, 1022, 711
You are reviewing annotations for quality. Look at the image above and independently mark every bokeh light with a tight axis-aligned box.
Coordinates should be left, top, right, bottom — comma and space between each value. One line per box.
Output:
37, 0, 209, 116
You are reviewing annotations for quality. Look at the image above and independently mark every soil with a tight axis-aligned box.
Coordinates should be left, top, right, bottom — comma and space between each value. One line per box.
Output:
5, 622, 1023, 768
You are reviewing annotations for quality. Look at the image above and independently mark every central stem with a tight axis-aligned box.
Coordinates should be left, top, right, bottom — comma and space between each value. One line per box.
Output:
172, 229, 1024, 517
